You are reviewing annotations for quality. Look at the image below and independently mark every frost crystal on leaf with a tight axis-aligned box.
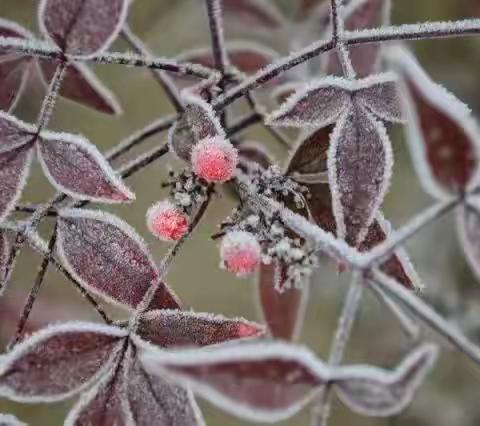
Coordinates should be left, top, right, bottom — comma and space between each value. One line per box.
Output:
388, 45, 480, 198
38, 131, 135, 203
38, 0, 129, 57
141, 342, 330, 423
57, 209, 181, 310
328, 106, 393, 246
137, 310, 264, 348
333, 344, 438, 417
266, 77, 351, 128
0, 322, 126, 402
127, 355, 205, 426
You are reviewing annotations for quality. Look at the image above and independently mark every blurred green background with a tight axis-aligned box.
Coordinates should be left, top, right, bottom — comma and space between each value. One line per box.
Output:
1, 0, 480, 425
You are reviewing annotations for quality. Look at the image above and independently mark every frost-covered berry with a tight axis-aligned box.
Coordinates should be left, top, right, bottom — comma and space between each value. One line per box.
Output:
146, 200, 189, 242
191, 136, 238, 183
220, 231, 261, 278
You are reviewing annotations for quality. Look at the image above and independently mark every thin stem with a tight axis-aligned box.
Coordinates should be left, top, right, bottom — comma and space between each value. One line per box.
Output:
360, 198, 460, 270
371, 270, 480, 366
9, 227, 59, 347
214, 18, 480, 109
205, 0, 228, 127
311, 272, 363, 426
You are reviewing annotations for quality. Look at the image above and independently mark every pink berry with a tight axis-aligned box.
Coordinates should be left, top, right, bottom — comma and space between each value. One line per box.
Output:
146, 201, 189, 242
191, 136, 238, 183
220, 231, 261, 278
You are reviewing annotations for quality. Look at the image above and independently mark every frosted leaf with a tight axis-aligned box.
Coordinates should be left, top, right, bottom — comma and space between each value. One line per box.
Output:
176, 42, 280, 88
0, 322, 126, 402
57, 209, 181, 310
38, 0, 129, 57
0, 19, 33, 112
0, 414, 27, 426
323, 0, 391, 77
360, 214, 423, 291
388, 46, 480, 198
38, 60, 122, 115
328, 106, 393, 246
0, 112, 37, 153
286, 125, 333, 178
456, 201, 480, 281
38, 131, 134, 203
222, 0, 285, 30
141, 342, 329, 423
137, 310, 264, 348
286, 126, 419, 289
266, 77, 351, 128
333, 344, 438, 417
256, 260, 309, 341
355, 74, 403, 123
0, 145, 34, 223
127, 355, 205, 426
168, 94, 224, 161
65, 351, 132, 426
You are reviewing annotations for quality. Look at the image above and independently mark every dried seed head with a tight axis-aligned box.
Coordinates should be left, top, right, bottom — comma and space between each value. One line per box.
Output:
146, 200, 189, 242
191, 136, 238, 183
220, 231, 261, 278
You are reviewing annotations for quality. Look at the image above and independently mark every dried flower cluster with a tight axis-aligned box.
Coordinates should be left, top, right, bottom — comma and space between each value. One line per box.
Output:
0, 0, 479, 425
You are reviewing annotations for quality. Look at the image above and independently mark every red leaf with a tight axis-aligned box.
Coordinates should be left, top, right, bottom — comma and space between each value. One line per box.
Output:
355, 76, 403, 123
222, 0, 285, 30
141, 342, 328, 423
38, 131, 134, 203
267, 77, 351, 128
360, 214, 422, 291
137, 310, 264, 349
57, 209, 182, 310
168, 94, 223, 161
329, 106, 393, 246
257, 260, 309, 341
65, 351, 131, 426
0, 145, 34, 223
323, 0, 391, 77
333, 344, 437, 417
127, 356, 204, 426
389, 46, 479, 198
286, 128, 419, 290
39, 0, 129, 56
0, 111, 37, 153
0, 323, 126, 402
287, 125, 333, 183
39, 60, 122, 115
